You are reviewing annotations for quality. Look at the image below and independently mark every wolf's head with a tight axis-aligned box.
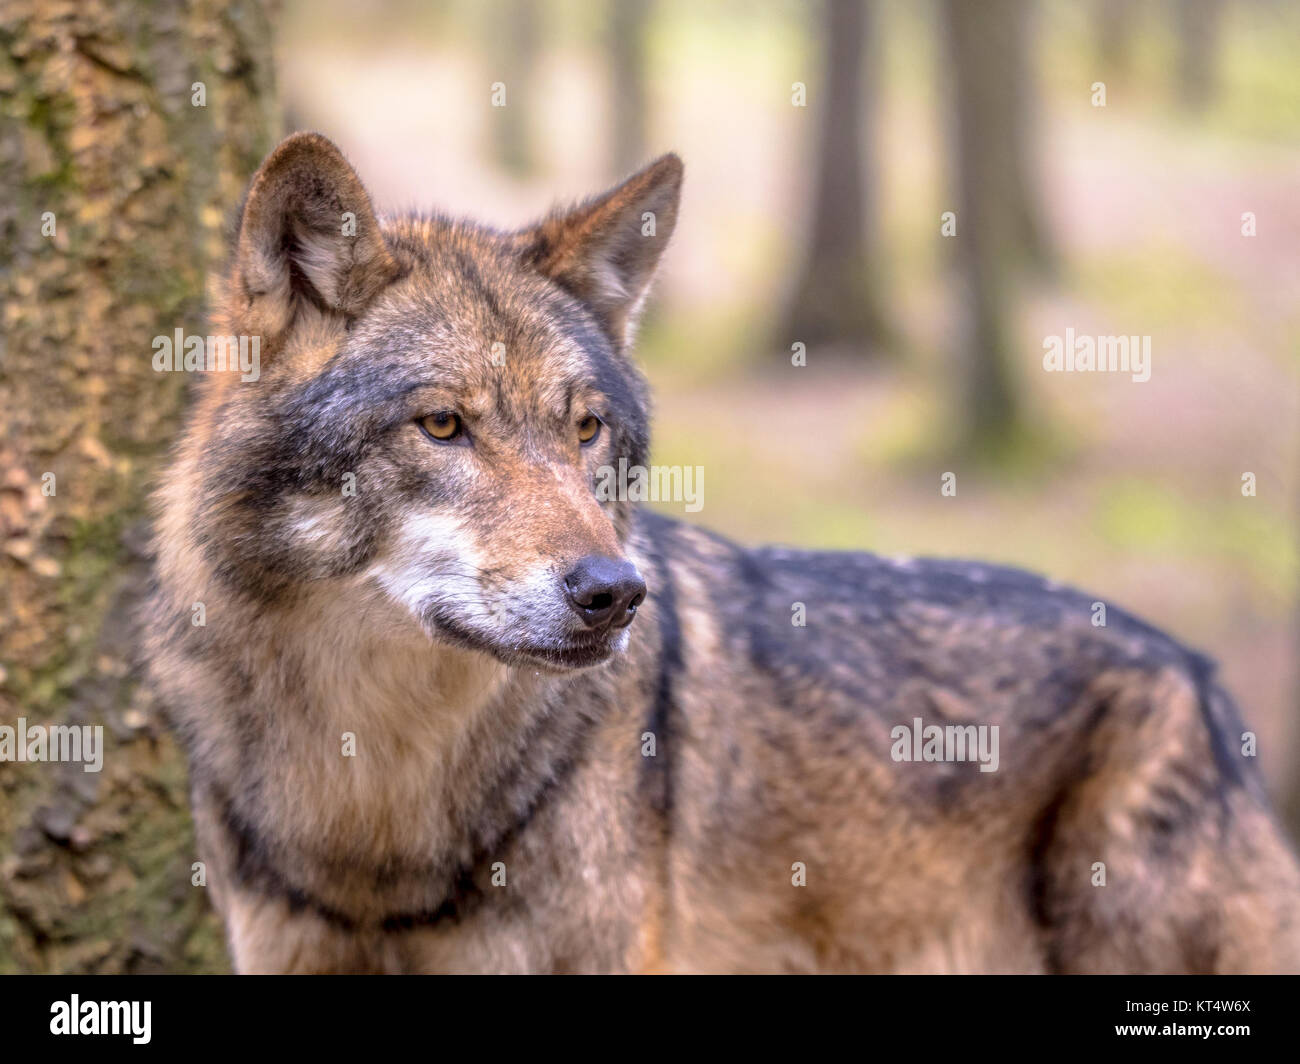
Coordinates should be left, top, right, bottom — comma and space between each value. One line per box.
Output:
185, 133, 681, 671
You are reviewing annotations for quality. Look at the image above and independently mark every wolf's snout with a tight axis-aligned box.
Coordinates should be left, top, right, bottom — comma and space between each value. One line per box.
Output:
563, 556, 646, 631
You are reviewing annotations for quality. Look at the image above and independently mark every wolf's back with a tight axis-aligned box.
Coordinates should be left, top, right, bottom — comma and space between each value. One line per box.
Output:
635, 510, 1300, 972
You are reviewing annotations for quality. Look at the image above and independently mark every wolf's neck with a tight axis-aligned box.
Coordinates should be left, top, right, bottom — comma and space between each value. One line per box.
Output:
235, 581, 566, 883
284, 580, 514, 753
206, 584, 584, 923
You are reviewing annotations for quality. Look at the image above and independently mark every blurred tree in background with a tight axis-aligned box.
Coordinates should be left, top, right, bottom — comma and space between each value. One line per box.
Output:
1175, 0, 1224, 111
1094, 0, 1137, 80
777, 0, 891, 358
941, 0, 1022, 458
940, 0, 1052, 459
490, 0, 541, 176
607, 0, 650, 174
0, 0, 277, 972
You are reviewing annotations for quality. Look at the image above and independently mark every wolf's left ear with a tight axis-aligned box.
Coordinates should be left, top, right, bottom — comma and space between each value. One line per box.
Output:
517, 153, 682, 348
232, 132, 401, 342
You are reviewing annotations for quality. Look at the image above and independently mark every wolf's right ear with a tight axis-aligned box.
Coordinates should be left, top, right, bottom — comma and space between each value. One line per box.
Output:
231, 132, 400, 342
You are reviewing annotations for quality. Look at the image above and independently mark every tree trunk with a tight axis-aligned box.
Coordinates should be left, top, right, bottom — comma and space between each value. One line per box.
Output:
0, 0, 279, 974
1175, 0, 1224, 112
941, 0, 1031, 458
777, 0, 889, 357
1095, 0, 1136, 80
490, 0, 541, 176
998, 1, 1052, 273
607, 0, 650, 175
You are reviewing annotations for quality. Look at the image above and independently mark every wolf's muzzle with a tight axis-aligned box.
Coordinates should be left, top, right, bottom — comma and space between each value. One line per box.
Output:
563, 555, 646, 632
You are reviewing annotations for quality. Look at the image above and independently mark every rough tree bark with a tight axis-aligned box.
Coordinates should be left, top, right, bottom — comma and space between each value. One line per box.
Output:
777, 0, 890, 357
0, 0, 278, 973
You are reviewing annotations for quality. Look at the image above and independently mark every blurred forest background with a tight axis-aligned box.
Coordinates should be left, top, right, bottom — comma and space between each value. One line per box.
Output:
1, 0, 1297, 973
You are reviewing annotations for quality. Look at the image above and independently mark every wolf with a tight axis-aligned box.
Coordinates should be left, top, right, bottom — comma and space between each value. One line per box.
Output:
143, 132, 1300, 974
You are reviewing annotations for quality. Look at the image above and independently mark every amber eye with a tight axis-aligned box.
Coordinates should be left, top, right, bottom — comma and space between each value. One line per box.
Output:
419, 411, 463, 442
577, 414, 602, 446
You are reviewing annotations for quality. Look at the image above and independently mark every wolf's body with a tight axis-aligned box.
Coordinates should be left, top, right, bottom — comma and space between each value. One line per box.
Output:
144, 134, 1300, 974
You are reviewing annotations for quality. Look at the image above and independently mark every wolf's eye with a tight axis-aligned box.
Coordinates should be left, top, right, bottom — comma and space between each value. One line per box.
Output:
577, 414, 601, 446
419, 412, 463, 442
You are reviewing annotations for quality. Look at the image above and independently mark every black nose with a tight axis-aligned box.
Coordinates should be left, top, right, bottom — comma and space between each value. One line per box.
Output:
563, 555, 647, 630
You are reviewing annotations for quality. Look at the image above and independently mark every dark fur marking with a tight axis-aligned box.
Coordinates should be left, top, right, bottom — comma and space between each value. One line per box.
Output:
640, 516, 682, 822
450, 243, 506, 321
1024, 695, 1110, 973
1025, 782, 1071, 975
215, 787, 485, 933
1186, 653, 1250, 794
